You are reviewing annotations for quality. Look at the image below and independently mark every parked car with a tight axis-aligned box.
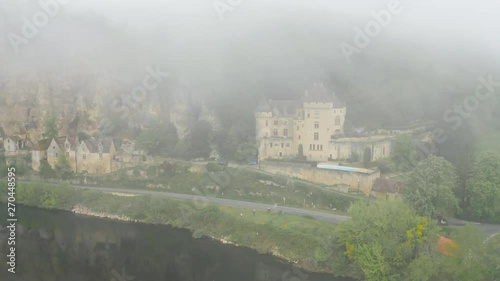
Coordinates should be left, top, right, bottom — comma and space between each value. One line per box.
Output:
247, 161, 257, 165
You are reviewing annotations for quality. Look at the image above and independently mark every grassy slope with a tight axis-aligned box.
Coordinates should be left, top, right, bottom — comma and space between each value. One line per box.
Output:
0, 182, 338, 273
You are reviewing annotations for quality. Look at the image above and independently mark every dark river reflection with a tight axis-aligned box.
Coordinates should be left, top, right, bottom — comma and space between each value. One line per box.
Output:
0, 204, 352, 281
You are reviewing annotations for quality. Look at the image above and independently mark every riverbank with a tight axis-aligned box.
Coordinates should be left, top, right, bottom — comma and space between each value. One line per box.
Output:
0, 181, 345, 276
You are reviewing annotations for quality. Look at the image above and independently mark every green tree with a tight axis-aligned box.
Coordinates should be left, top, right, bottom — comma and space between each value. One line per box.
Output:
393, 135, 417, 172
185, 121, 212, 158
334, 200, 441, 281
44, 114, 59, 140
439, 225, 500, 281
402, 155, 459, 218
0, 149, 7, 178
466, 152, 500, 222
54, 153, 72, 179
39, 160, 55, 179
136, 121, 178, 156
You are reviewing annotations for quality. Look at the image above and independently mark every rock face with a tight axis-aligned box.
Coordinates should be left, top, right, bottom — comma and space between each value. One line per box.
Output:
0, 71, 221, 143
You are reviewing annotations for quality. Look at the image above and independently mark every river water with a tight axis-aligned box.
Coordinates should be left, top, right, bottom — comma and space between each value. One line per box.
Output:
0, 203, 351, 281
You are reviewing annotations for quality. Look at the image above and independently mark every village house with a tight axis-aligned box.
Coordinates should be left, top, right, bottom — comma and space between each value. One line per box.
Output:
46, 136, 79, 172
31, 139, 51, 171
371, 177, 402, 200
76, 138, 116, 174
255, 83, 394, 162
41, 136, 116, 174
3, 136, 29, 156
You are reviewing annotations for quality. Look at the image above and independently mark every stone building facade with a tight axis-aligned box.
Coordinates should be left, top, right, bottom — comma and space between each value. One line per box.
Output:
255, 83, 393, 162
41, 137, 116, 174
259, 161, 380, 195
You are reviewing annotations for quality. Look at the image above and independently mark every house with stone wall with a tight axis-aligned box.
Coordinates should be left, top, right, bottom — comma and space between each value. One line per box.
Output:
31, 139, 51, 171
43, 136, 116, 174
76, 138, 116, 174
46, 137, 79, 172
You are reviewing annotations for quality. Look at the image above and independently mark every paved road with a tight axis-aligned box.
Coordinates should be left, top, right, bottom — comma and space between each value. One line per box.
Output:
70, 185, 500, 237
70, 185, 350, 224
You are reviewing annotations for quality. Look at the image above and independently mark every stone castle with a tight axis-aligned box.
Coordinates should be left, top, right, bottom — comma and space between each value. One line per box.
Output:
255, 83, 393, 162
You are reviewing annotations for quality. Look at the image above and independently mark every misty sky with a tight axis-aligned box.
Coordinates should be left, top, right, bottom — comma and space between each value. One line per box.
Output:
1, 0, 499, 93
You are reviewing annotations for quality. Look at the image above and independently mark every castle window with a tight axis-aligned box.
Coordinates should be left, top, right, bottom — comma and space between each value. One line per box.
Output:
265, 120, 268, 126
307, 112, 310, 118
83, 154, 87, 160
66, 143, 69, 149
335, 116, 341, 125
279, 152, 283, 157
283, 129, 288, 137
320, 145, 323, 150
314, 122, 319, 129
269, 143, 273, 148
281, 143, 284, 148
298, 135, 301, 140
273, 129, 278, 136
309, 144, 312, 150
314, 132, 319, 140
314, 111, 320, 118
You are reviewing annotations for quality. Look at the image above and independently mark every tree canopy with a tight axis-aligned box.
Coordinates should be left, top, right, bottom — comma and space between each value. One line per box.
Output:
393, 135, 417, 172
43, 114, 59, 140
54, 153, 72, 179
466, 152, 500, 222
402, 155, 459, 218
334, 200, 441, 281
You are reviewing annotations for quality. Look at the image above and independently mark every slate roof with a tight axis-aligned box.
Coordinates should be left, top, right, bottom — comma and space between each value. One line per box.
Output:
256, 83, 346, 113
372, 178, 401, 193
82, 138, 114, 153
268, 100, 302, 116
256, 96, 271, 112
303, 83, 332, 103
33, 139, 51, 151
303, 83, 346, 108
